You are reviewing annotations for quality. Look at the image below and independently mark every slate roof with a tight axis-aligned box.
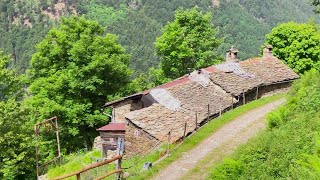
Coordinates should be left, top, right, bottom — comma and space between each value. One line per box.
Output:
240, 57, 299, 85
166, 80, 234, 120
126, 104, 195, 142
208, 57, 299, 96
107, 54, 299, 143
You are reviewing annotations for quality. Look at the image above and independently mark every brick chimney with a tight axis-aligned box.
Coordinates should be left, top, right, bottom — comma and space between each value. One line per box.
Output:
263, 45, 273, 58
226, 46, 239, 63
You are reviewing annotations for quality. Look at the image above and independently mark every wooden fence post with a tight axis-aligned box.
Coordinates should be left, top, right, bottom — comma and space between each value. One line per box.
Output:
207, 104, 210, 121
76, 174, 81, 180
183, 123, 187, 142
219, 98, 222, 116
243, 89, 246, 105
167, 131, 171, 155
195, 113, 198, 130
115, 138, 124, 180
231, 96, 234, 109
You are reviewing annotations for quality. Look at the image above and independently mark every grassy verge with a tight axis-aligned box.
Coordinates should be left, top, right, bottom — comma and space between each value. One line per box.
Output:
128, 93, 285, 180
46, 93, 284, 180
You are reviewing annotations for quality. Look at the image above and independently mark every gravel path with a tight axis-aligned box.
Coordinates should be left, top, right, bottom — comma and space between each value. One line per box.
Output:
154, 98, 285, 180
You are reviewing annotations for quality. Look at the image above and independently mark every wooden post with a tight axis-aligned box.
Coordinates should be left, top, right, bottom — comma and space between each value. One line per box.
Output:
256, 86, 259, 100
167, 131, 171, 155
195, 113, 198, 130
219, 98, 222, 116
35, 126, 39, 179
207, 104, 210, 121
54, 118, 61, 159
76, 174, 81, 180
115, 138, 124, 179
243, 89, 246, 105
183, 123, 187, 142
231, 96, 234, 109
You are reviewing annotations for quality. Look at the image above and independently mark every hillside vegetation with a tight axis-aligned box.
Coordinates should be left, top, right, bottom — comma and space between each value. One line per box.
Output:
1, 0, 318, 73
211, 70, 320, 179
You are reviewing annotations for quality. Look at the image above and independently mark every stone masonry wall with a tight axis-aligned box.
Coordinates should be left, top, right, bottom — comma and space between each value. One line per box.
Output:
258, 82, 292, 98
125, 122, 159, 157
113, 100, 143, 123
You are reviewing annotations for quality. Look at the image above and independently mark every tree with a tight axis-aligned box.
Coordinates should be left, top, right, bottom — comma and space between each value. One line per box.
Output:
155, 7, 222, 79
0, 51, 35, 179
0, 51, 20, 101
266, 22, 320, 74
26, 16, 132, 150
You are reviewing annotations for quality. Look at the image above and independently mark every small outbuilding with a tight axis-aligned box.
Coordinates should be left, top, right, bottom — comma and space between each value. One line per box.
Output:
97, 123, 126, 158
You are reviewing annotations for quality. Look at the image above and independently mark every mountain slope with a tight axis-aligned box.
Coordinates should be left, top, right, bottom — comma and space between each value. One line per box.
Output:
0, 0, 318, 73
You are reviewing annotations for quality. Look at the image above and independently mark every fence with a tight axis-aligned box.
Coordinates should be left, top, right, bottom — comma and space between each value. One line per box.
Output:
49, 138, 125, 180
49, 155, 122, 180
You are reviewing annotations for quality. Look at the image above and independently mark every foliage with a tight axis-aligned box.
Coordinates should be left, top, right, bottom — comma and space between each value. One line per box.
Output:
80, 2, 127, 27
1, 0, 319, 74
155, 7, 222, 79
211, 70, 320, 179
0, 51, 20, 101
0, 52, 35, 179
266, 22, 320, 74
266, 106, 290, 128
47, 150, 101, 179
26, 16, 132, 151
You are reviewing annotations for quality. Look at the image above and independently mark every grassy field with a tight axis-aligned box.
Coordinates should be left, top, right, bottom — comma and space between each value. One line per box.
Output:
46, 93, 285, 180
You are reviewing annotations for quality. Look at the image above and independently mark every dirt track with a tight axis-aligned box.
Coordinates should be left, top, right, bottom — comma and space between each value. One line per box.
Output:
153, 98, 285, 180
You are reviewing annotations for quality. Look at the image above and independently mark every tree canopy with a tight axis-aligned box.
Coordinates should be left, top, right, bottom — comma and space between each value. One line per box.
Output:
155, 7, 222, 79
266, 22, 320, 74
0, 51, 34, 179
26, 16, 132, 150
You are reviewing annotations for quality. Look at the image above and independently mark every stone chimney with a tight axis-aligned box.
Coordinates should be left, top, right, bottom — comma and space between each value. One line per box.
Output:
226, 46, 239, 63
263, 45, 273, 58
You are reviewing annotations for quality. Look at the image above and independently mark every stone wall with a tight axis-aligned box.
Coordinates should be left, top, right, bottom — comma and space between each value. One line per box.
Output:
125, 122, 159, 157
258, 82, 292, 98
113, 100, 143, 123
236, 82, 292, 106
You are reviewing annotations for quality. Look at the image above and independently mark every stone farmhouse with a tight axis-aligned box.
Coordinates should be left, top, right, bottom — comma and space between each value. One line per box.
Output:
97, 46, 299, 156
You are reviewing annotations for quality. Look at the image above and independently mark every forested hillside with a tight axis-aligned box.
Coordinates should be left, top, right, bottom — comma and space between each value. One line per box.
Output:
1, 0, 318, 74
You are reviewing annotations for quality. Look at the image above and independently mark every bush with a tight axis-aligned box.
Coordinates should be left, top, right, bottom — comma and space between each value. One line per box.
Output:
266, 106, 290, 128
210, 159, 243, 180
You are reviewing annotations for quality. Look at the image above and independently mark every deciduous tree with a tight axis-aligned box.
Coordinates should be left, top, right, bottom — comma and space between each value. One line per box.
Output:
155, 7, 222, 79
26, 16, 132, 150
0, 51, 34, 179
266, 22, 320, 74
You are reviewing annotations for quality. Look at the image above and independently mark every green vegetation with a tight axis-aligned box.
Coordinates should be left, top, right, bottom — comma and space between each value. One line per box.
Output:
155, 7, 221, 79
47, 150, 101, 179
210, 70, 320, 179
1, 0, 319, 74
25, 16, 132, 151
0, 51, 34, 179
266, 22, 320, 74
